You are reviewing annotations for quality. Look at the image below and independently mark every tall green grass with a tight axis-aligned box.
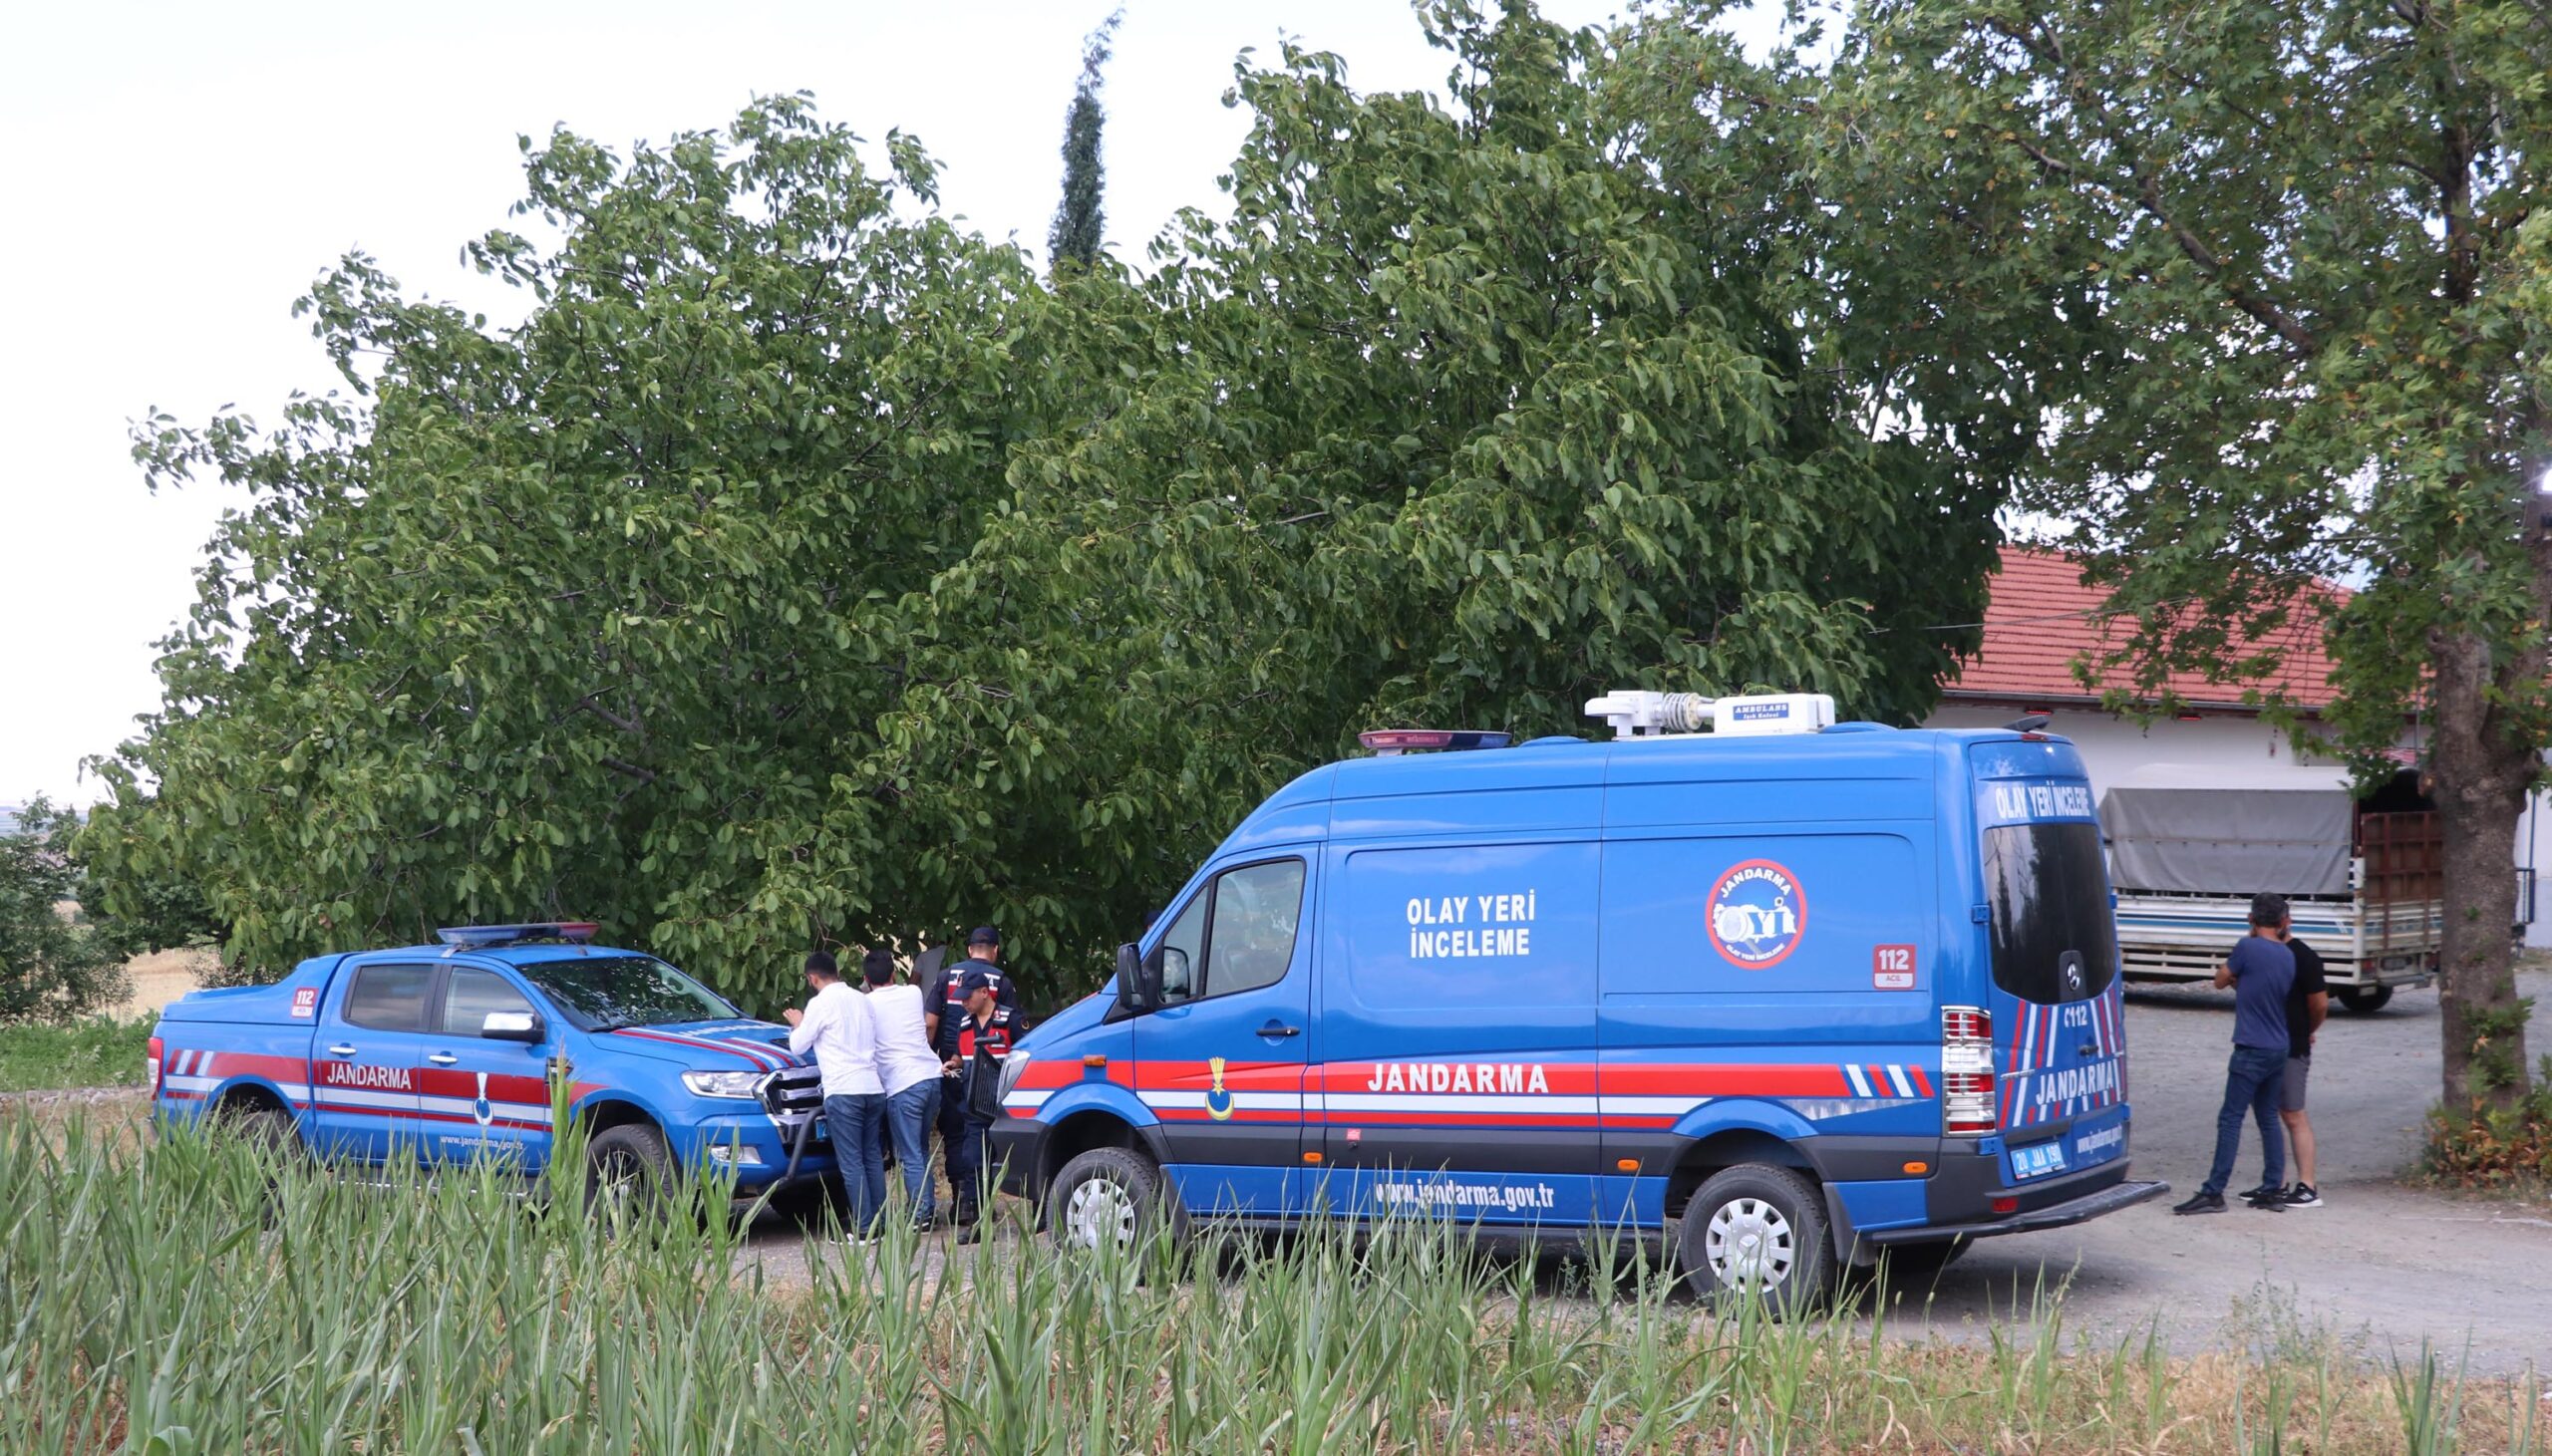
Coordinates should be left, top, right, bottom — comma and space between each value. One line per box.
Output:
0, 1016, 150, 1092
0, 1113, 2540, 1454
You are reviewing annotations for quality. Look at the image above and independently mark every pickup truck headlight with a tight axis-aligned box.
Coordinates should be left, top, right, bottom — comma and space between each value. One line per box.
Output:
997, 1050, 1031, 1104
682, 1070, 766, 1100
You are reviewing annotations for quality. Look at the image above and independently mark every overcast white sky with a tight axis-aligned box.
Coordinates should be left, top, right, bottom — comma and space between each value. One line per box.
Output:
1, 0, 1782, 808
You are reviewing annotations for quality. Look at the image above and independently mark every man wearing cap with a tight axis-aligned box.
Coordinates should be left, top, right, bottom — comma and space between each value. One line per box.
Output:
946, 967, 1019, 1243
931, 928, 1016, 1207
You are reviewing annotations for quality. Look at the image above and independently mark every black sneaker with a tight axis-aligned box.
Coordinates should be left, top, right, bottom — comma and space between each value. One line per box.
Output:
956, 1225, 983, 1247
2281, 1183, 2321, 1208
2241, 1189, 2287, 1212
911, 1215, 938, 1235
2172, 1191, 2226, 1215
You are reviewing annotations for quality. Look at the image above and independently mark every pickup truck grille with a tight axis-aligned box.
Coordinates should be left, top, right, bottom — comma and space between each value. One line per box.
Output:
760, 1065, 823, 1131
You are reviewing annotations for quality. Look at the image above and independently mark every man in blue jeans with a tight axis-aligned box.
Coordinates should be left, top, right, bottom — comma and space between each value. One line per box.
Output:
2174, 894, 2296, 1214
863, 948, 946, 1231
785, 951, 885, 1240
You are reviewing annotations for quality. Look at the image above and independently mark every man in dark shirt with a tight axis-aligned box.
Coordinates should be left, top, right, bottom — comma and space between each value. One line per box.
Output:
947, 968, 1018, 1244
2174, 893, 2296, 1214
2275, 914, 2330, 1207
930, 928, 1017, 1197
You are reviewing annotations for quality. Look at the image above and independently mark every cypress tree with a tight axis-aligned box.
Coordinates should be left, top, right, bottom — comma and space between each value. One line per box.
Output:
1048, 9, 1121, 273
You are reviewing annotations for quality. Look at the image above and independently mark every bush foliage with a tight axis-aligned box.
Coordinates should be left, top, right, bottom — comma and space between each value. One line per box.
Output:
0, 800, 127, 1024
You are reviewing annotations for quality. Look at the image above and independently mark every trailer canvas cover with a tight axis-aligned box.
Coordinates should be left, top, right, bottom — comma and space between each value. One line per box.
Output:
2100, 788, 2352, 897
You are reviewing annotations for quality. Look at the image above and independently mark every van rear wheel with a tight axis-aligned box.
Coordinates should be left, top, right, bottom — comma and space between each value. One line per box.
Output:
1046, 1146, 1182, 1254
1675, 1164, 1835, 1315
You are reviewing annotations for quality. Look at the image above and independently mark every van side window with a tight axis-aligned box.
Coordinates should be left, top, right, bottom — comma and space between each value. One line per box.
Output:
1152, 857, 1307, 1006
1157, 895, 1208, 1005
1204, 860, 1306, 998
341, 963, 435, 1032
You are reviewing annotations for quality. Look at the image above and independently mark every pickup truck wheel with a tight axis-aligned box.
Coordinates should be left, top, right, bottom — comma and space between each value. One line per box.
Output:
585, 1124, 676, 1221
1045, 1146, 1182, 1254
1675, 1164, 1835, 1315
215, 1102, 301, 1162
2335, 985, 2393, 1015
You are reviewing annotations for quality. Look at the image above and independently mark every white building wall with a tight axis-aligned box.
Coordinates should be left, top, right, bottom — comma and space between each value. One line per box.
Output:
1921, 704, 2552, 946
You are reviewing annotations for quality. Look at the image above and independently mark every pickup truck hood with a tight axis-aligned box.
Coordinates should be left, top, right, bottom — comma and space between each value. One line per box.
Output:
597, 1019, 808, 1070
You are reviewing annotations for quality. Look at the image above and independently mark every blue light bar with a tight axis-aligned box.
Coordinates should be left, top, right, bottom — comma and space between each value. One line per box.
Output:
435, 922, 600, 948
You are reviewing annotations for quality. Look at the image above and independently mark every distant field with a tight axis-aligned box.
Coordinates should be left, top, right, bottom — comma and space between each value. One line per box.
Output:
111, 945, 212, 1020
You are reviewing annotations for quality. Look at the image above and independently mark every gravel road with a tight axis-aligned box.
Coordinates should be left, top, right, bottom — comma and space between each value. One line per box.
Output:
1877, 966, 2552, 1374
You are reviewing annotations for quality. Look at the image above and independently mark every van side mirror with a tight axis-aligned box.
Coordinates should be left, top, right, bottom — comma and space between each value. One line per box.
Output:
482, 1010, 544, 1043
1113, 942, 1155, 1017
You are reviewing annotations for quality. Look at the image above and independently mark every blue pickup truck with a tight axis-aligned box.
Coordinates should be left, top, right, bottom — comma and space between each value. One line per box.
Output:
149, 923, 832, 1204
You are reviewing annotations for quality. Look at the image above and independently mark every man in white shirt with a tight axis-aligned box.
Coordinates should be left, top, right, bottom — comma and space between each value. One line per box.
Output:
861, 948, 947, 1231
783, 951, 884, 1239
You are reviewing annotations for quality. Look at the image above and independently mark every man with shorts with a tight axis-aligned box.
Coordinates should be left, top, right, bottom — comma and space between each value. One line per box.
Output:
2275, 911, 2329, 1207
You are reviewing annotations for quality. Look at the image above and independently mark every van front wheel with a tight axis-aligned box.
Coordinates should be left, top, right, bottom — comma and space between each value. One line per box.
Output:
1675, 1164, 1835, 1314
1046, 1146, 1181, 1253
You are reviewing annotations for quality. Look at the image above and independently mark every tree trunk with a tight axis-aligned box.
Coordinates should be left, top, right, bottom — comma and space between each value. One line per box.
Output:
2426, 624, 2536, 1113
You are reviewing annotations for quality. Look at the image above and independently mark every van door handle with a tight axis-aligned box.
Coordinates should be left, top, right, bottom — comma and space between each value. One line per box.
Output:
1258, 1020, 1302, 1038
326, 1043, 357, 1057
428, 1052, 460, 1066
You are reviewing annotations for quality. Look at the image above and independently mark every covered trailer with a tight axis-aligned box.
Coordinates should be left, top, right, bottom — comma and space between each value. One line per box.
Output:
2101, 768, 2444, 1014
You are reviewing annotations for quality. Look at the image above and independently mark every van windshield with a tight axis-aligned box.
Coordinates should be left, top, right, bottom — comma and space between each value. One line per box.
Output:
1981, 821, 2118, 1005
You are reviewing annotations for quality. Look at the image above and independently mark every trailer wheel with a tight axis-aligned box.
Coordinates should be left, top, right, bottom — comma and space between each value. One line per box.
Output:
2335, 985, 2393, 1015
1675, 1164, 1836, 1315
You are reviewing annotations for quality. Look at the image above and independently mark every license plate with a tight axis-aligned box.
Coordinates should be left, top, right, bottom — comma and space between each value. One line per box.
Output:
2011, 1140, 2070, 1181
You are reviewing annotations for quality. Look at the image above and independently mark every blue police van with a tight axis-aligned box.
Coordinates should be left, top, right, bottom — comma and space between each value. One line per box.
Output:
989, 691, 2165, 1307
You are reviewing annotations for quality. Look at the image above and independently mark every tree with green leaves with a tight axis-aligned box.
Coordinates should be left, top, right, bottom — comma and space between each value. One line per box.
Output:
1734, 0, 2552, 1113
82, 98, 1061, 1006
83, 5, 2002, 1010
1, 799, 127, 1023
1049, 8, 1123, 273
768, 0, 2002, 970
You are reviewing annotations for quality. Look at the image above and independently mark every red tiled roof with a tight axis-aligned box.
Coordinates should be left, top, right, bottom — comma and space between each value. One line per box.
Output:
1939, 547, 2342, 714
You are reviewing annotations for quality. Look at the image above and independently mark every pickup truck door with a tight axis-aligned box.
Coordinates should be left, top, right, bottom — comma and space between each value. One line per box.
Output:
417, 964, 556, 1171
309, 960, 434, 1161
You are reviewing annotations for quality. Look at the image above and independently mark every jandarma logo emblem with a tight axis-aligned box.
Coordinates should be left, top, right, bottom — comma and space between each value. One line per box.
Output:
1205, 1056, 1235, 1121
1707, 859, 1807, 969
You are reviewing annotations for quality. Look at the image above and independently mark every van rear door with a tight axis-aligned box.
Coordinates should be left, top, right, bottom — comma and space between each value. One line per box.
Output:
1970, 755, 2128, 1178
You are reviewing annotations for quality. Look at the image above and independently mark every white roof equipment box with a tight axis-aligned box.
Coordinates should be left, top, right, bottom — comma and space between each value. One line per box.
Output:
1583, 691, 1837, 739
